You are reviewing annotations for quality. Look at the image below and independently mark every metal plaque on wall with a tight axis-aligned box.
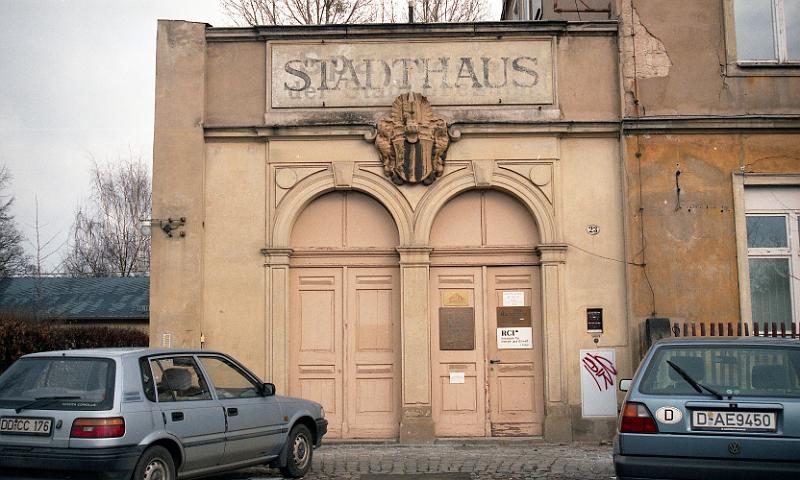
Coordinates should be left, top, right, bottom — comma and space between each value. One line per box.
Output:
439, 307, 475, 350
497, 307, 532, 328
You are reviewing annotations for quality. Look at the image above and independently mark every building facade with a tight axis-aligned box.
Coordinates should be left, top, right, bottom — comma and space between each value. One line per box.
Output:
618, 0, 800, 358
151, 16, 627, 442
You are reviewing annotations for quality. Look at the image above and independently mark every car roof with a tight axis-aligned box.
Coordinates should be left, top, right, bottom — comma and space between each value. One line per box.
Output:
654, 337, 800, 347
21, 348, 228, 360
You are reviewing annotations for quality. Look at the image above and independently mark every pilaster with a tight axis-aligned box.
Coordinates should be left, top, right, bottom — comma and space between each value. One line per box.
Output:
536, 243, 572, 442
397, 246, 436, 443
263, 248, 293, 393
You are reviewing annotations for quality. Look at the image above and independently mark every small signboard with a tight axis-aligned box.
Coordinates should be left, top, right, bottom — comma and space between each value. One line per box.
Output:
497, 306, 531, 328
442, 290, 471, 307
439, 308, 475, 350
587, 308, 603, 332
502, 291, 525, 307
580, 349, 618, 417
449, 372, 465, 384
496, 327, 533, 349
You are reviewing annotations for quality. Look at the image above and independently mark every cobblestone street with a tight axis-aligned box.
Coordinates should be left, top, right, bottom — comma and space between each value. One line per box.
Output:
214, 441, 615, 480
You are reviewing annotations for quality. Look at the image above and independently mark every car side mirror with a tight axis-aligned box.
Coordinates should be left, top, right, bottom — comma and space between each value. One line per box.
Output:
262, 383, 276, 397
619, 379, 632, 392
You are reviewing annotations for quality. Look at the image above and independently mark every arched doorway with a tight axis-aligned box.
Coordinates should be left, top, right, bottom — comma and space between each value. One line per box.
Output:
288, 191, 401, 438
429, 189, 544, 436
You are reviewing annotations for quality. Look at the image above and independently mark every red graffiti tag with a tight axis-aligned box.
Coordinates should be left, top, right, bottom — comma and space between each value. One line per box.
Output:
582, 353, 617, 391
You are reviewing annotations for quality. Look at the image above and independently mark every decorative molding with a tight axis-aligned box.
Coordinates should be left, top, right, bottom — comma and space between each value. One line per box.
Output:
204, 121, 620, 140
332, 162, 355, 189
205, 21, 619, 43
372, 93, 450, 186
471, 160, 495, 188
623, 115, 800, 133
536, 244, 568, 263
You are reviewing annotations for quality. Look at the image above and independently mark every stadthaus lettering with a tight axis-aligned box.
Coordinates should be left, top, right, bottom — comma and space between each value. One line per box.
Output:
271, 40, 554, 108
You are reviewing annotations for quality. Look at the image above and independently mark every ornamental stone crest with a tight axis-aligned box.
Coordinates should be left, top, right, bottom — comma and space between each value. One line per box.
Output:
374, 92, 450, 185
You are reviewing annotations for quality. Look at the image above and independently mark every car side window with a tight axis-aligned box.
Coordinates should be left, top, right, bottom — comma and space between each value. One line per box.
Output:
150, 356, 212, 402
198, 356, 261, 399
139, 358, 156, 402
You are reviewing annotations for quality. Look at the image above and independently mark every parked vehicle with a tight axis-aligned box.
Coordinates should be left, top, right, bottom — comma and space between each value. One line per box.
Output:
0, 348, 327, 480
614, 337, 800, 480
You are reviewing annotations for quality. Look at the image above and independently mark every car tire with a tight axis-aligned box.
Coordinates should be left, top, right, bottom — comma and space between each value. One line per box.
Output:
132, 445, 176, 480
280, 424, 313, 478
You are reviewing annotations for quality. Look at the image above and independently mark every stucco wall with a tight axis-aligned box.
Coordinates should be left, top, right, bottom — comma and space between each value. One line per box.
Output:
622, 0, 800, 116
624, 133, 800, 358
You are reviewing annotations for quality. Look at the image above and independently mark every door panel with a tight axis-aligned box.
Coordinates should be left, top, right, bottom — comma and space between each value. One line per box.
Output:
290, 269, 343, 437
197, 355, 285, 465
487, 267, 543, 436
150, 356, 226, 471
430, 268, 486, 436
346, 269, 401, 437
290, 267, 399, 439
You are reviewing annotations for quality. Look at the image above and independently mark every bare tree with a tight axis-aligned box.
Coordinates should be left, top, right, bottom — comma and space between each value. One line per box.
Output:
222, 0, 377, 25
0, 166, 32, 277
221, 0, 490, 25
62, 154, 151, 277
411, 0, 489, 22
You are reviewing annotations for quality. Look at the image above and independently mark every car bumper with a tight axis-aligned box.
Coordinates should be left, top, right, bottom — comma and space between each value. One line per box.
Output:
614, 454, 800, 480
0, 445, 144, 480
315, 418, 328, 447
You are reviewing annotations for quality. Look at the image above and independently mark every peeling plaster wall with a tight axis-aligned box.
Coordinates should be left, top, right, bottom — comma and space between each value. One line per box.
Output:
621, 0, 800, 116
624, 134, 800, 358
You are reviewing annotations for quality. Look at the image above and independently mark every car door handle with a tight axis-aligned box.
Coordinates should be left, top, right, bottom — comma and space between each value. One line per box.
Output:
227, 408, 239, 417
171, 412, 184, 422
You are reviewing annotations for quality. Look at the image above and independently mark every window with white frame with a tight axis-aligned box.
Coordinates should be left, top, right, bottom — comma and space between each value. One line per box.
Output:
733, 0, 800, 64
745, 187, 800, 330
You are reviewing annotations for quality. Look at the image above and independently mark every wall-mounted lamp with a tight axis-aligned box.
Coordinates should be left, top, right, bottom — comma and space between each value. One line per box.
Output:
139, 217, 186, 238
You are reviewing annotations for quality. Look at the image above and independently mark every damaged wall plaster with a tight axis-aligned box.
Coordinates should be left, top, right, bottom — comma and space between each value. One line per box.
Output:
621, 2, 672, 112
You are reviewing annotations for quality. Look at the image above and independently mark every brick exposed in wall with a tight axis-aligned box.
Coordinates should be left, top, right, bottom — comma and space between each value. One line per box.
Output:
621, 2, 672, 111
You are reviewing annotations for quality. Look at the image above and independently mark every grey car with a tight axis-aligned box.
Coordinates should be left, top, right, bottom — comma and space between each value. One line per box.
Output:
0, 348, 327, 480
614, 337, 800, 480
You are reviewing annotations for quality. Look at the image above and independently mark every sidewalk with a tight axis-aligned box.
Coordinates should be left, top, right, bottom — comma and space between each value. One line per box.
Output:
217, 441, 615, 480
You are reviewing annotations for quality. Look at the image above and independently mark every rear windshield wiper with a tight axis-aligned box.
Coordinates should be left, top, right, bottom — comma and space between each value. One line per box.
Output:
666, 360, 725, 400
14, 396, 81, 413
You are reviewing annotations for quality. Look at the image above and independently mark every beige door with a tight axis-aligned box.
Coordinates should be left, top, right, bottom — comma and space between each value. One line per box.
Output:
431, 266, 543, 437
486, 266, 544, 436
430, 267, 487, 436
290, 267, 400, 439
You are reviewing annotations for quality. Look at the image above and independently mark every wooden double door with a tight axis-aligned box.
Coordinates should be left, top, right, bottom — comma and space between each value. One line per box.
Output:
431, 265, 544, 437
289, 267, 400, 438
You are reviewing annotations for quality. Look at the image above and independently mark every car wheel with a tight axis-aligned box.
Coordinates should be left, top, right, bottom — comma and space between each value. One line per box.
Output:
132, 445, 176, 480
280, 424, 313, 478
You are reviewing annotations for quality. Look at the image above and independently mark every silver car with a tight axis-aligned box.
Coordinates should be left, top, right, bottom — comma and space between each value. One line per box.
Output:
614, 337, 800, 480
0, 348, 327, 480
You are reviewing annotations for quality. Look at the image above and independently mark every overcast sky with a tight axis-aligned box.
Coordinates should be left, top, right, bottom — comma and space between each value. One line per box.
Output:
0, 0, 501, 272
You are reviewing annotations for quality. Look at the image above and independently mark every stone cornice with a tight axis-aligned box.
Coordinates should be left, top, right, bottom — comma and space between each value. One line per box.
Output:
205, 21, 618, 43
204, 121, 621, 140
623, 115, 800, 133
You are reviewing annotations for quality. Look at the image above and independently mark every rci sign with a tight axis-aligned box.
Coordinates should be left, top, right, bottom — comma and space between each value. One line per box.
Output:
271, 40, 554, 108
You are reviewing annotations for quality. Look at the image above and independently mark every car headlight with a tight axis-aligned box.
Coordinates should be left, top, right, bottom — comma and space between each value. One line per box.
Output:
319, 406, 325, 419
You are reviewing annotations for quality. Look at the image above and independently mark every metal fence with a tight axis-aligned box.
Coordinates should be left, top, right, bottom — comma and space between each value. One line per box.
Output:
672, 322, 800, 339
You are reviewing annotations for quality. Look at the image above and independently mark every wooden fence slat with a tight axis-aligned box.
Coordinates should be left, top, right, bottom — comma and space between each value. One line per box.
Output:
753, 322, 759, 337
772, 322, 778, 337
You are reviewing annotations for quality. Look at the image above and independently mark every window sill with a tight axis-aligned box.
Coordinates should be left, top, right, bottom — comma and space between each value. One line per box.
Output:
726, 61, 800, 77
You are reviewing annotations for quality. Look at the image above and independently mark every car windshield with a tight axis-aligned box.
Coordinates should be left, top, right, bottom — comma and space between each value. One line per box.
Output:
640, 345, 800, 398
0, 357, 115, 411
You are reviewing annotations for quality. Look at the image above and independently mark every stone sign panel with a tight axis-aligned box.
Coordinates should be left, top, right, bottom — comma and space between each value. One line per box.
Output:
271, 40, 554, 108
